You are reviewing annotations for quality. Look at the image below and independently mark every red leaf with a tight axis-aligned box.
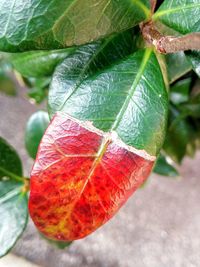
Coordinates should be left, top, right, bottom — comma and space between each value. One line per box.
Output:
29, 113, 155, 241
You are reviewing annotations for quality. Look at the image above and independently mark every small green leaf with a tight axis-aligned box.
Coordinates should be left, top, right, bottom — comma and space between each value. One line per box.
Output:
0, 0, 150, 52
41, 235, 72, 249
166, 52, 192, 84
11, 48, 75, 78
0, 137, 28, 257
25, 111, 50, 159
153, 0, 200, 34
153, 154, 179, 177
170, 78, 191, 105
185, 51, 200, 77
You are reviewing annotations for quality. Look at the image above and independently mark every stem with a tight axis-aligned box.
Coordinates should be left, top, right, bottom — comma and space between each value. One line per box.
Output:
141, 21, 200, 54
150, 0, 157, 14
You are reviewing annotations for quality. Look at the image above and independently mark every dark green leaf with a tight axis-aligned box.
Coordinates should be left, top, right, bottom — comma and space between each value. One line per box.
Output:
0, 137, 28, 257
11, 48, 75, 78
0, 137, 22, 181
153, 0, 200, 34
179, 95, 200, 118
163, 107, 195, 163
49, 45, 168, 156
166, 52, 192, 84
170, 78, 191, 105
0, 0, 150, 52
153, 154, 179, 177
25, 111, 50, 159
185, 51, 200, 77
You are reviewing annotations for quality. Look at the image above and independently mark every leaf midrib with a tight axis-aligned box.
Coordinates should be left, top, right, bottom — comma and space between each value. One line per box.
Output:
111, 48, 152, 131
56, 36, 114, 113
0, 166, 23, 182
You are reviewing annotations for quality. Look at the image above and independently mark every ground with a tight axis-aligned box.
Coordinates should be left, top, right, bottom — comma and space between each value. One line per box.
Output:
0, 89, 200, 267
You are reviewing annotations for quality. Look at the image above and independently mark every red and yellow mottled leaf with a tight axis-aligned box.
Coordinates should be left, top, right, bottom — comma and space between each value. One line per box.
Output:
29, 112, 155, 241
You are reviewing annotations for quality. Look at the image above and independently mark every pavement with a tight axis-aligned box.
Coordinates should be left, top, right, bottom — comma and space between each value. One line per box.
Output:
0, 89, 200, 267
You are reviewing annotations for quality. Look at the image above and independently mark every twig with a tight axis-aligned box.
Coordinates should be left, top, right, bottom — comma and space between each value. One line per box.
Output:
150, 0, 157, 14
141, 21, 200, 54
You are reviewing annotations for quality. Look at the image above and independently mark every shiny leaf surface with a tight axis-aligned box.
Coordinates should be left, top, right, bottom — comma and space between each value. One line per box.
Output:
11, 48, 75, 78
0, 0, 150, 52
49, 47, 168, 156
153, 0, 200, 34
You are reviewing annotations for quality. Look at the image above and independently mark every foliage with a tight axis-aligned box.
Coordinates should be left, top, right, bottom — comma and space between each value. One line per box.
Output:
0, 0, 200, 257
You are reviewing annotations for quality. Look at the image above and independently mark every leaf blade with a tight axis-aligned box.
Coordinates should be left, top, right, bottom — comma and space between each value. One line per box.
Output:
0, 0, 150, 52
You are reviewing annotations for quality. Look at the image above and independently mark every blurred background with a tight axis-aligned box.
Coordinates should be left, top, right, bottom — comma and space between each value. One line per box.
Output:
0, 80, 200, 267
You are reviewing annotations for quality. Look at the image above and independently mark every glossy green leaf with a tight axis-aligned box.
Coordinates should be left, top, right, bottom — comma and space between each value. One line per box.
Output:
11, 48, 75, 78
185, 51, 200, 77
0, 137, 22, 181
170, 78, 191, 105
0, 137, 28, 257
49, 45, 168, 156
153, 154, 179, 177
153, 0, 200, 34
166, 52, 192, 84
25, 111, 50, 159
0, 0, 150, 52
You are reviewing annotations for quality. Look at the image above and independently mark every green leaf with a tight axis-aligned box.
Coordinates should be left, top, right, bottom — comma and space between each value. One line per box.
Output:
49, 46, 168, 156
11, 48, 75, 78
166, 52, 192, 84
25, 111, 50, 159
163, 107, 194, 163
0, 137, 23, 181
41, 235, 72, 249
153, 0, 200, 34
170, 78, 191, 105
0, 137, 28, 257
0, 180, 28, 257
153, 154, 179, 177
179, 95, 200, 118
185, 51, 200, 77
0, 0, 150, 52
